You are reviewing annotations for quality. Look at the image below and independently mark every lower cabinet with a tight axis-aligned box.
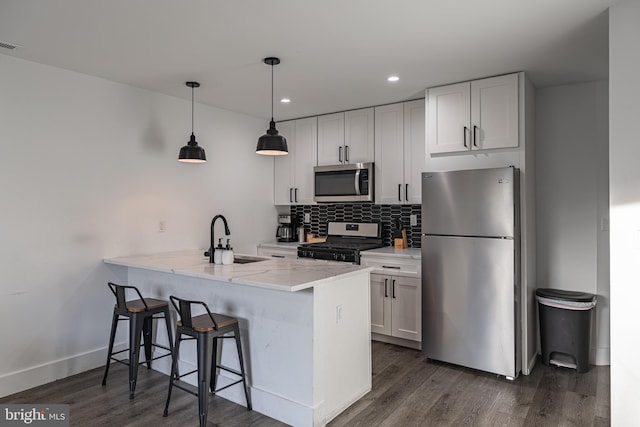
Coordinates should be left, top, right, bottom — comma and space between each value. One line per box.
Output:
370, 273, 421, 342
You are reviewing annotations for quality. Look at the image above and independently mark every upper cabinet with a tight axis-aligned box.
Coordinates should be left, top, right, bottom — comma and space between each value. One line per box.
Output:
318, 108, 374, 165
274, 117, 318, 205
427, 73, 518, 154
374, 100, 425, 204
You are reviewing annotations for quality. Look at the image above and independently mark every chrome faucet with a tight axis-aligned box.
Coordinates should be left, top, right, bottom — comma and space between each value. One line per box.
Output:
209, 214, 230, 263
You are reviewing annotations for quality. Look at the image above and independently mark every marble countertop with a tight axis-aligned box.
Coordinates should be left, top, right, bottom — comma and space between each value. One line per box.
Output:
104, 249, 371, 292
361, 246, 422, 259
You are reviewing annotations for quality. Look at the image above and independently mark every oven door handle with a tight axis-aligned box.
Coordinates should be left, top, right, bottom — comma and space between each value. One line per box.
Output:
354, 169, 361, 195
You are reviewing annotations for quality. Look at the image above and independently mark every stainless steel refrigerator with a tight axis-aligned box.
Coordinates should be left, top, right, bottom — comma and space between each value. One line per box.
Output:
421, 166, 521, 379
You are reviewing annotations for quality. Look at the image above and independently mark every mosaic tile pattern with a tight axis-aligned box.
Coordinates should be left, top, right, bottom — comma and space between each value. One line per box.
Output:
291, 204, 422, 248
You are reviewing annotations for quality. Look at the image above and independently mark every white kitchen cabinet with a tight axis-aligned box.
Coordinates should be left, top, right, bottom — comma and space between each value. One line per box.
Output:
274, 117, 317, 205
427, 73, 518, 154
257, 244, 298, 259
374, 100, 425, 204
370, 273, 421, 342
361, 249, 422, 347
317, 108, 374, 165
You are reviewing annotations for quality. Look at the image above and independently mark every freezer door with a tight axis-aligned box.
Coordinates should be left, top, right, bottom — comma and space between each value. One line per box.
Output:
421, 235, 517, 378
421, 167, 516, 237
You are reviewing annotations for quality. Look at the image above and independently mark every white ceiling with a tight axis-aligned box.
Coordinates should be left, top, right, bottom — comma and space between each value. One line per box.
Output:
0, 0, 613, 121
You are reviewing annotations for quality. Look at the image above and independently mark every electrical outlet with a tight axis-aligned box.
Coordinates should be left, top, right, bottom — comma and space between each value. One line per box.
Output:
410, 214, 418, 227
336, 305, 343, 323
304, 213, 311, 223
159, 220, 166, 233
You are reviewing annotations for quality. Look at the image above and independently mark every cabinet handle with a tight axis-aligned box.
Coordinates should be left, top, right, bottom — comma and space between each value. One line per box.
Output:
473, 125, 479, 147
392, 279, 396, 299
405, 183, 409, 202
271, 255, 285, 258
294, 188, 298, 203
463, 126, 468, 148
382, 265, 401, 269
289, 188, 294, 203
339, 146, 343, 163
345, 145, 350, 163
384, 278, 388, 298
398, 184, 402, 202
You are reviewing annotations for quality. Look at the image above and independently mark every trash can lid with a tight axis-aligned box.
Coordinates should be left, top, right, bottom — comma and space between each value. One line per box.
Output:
535, 288, 596, 303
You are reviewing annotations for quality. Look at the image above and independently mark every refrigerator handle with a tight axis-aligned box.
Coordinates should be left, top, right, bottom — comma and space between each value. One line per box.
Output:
392, 279, 396, 299
463, 126, 468, 148
384, 278, 388, 298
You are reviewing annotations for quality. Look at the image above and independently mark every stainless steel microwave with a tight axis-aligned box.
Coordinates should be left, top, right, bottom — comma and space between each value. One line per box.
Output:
314, 162, 374, 203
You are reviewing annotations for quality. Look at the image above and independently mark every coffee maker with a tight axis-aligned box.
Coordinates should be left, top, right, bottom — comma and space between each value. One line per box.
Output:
276, 214, 297, 242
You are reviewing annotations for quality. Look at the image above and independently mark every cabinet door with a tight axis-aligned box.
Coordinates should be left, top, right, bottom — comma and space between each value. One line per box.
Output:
403, 100, 426, 204
370, 274, 392, 336
374, 103, 405, 204
292, 117, 317, 204
344, 108, 375, 164
427, 82, 470, 154
274, 120, 295, 205
390, 276, 421, 341
317, 112, 345, 165
471, 73, 519, 150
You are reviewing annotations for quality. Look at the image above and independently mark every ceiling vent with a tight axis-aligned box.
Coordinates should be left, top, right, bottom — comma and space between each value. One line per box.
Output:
0, 41, 18, 50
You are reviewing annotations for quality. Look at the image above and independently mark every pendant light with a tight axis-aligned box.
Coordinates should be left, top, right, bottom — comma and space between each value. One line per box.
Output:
256, 57, 288, 155
178, 81, 207, 163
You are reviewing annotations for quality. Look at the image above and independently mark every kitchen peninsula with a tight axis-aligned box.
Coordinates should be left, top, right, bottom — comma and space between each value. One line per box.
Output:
104, 250, 372, 427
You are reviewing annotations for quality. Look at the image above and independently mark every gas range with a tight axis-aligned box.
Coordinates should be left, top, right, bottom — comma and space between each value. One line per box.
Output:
298, 222, 383, 264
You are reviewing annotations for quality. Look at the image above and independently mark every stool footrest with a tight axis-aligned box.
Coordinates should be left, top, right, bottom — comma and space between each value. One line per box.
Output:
175, 369, 198, 379
216, 365, 243, 377
171, 380, 199, 397
212, 379, 243, 394
108, 348, 172, 367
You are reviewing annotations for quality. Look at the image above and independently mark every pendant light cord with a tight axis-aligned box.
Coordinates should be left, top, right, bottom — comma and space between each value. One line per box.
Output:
270, 62, 274, 122
191, 85, 195, 134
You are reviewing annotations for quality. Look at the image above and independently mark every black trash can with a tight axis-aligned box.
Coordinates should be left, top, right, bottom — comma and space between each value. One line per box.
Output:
536, 288, 597, 373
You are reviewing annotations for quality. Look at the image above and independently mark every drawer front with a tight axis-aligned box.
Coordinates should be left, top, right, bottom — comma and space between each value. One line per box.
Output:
361, 257, 420, 277
257, 247, 298, 259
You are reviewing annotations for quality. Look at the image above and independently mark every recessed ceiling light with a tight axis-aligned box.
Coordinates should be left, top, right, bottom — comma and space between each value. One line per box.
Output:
387, 75, 400, 82
280, 98, 291, 103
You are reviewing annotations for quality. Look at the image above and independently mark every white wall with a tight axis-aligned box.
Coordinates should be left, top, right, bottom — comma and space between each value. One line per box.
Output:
609, 0, 640, 423
535, 80, 610, 365
0, 54, 276, 396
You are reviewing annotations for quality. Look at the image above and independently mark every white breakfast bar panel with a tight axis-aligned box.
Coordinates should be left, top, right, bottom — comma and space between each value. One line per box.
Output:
104, 250, 372, 427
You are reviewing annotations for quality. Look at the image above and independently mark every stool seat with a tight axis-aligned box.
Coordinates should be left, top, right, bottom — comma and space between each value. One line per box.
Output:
120, 298, 169, 313
102, 282, 173, 399
178, 313, 237, 332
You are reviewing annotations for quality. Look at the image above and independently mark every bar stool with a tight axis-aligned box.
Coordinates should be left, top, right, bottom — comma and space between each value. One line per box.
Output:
101, 282, 174, 399
163, 296, 251, 427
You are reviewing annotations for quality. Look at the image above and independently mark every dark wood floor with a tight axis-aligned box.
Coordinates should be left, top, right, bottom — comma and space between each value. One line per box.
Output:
1, 341, 609, 426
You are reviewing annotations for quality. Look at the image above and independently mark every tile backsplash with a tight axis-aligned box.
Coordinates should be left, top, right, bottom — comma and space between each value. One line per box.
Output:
290, 204, 422, 248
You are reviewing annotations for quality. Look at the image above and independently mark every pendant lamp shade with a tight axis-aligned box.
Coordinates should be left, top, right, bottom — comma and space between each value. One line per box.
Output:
179, 82, 206, 163
256, 57, 288, 155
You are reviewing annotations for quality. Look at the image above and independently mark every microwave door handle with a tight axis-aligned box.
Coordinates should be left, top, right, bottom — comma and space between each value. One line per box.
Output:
354, 169, 361, 195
